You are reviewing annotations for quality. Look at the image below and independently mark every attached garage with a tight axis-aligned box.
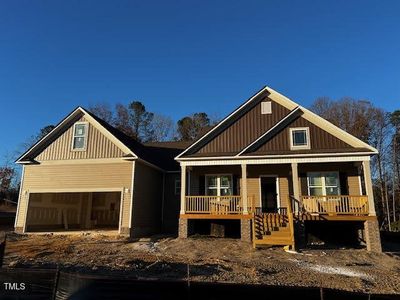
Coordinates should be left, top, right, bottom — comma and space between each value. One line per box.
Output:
25, 191, 122, 232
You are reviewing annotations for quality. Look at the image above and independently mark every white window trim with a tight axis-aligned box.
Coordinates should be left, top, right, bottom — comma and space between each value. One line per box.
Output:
290, 127, 311, 150
71, 122, 89, 151
259, 175, 280, 210
205, 174, 233, 196
307, 171, 341, 196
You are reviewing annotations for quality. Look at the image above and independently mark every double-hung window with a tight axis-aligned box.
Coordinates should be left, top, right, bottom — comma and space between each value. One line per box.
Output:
290, 127, 310, 150
205, 175, 232, 196
72, 122, 88, 150
307, 172, 340, 196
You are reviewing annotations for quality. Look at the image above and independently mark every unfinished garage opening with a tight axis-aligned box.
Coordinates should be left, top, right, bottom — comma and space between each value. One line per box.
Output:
25, 191, 122, 232
305, 221, 365, 249
189, 219, 241, 238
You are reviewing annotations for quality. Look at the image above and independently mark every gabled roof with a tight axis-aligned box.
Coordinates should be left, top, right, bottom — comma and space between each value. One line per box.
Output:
16, 107, 182, 171
176, 86, 378, 160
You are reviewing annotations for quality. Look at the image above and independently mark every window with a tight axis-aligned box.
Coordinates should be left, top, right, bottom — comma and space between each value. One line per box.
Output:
261, 101, 272, 114
175, 178, 181, 195
205, 175, 232, 196
307, 172, 340, 196
72, 122, 88, 150
290, 127, 310, 150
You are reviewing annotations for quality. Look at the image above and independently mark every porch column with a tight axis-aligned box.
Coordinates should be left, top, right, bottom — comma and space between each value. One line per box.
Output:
241, 164, 248, 214
362, 160, 376, 216
291, 162, 300, 201
180, 164, 187, 215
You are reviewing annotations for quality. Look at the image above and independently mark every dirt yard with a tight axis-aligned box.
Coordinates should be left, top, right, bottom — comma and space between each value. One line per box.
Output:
3, 232, 400, 294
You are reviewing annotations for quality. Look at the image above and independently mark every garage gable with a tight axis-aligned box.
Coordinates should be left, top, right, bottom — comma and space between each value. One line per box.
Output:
16, 107, 137, 163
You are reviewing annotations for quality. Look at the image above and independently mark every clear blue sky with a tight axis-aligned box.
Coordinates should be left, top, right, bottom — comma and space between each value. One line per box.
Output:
1, 0, 399, 163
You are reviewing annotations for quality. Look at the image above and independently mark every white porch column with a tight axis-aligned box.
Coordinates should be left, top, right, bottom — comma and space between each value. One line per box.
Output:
180, 164, 187, 214
241, 164, 248, 214
362, 160, 376, 216
291, 163, 300, 212
291, 162, 300, 200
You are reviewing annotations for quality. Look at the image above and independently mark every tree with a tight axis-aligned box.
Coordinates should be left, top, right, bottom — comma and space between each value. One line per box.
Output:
150, 114, 174, 142
88, 103, 114, 124
128, 101, 154, 142
311, 97, 395, 229
0, 167, 14, 194
114, 103, 135, 137
177, 113, 211, 141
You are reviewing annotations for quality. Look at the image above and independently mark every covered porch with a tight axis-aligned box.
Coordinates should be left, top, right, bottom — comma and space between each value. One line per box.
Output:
178, 157, 379, 250
179, 160, 375, 218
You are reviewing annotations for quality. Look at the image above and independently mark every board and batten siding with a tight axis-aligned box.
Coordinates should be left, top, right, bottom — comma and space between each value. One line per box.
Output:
194, 98, 290, 156
15, 162, 134, 232
35, 116, 126, 161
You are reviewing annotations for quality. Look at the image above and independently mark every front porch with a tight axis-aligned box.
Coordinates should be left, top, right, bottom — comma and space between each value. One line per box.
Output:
178, 159, 381, 251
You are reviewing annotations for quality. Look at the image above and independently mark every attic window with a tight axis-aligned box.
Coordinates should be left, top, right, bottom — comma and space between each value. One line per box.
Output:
261, 101, 272, 114
72, 122, 88, 150
290, 127, 310, 150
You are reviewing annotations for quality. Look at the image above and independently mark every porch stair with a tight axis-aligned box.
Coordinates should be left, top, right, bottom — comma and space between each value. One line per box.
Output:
252, 212, 295, 249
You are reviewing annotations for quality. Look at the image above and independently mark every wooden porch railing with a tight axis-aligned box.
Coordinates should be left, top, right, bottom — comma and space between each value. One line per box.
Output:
301, 195, 369, 215
184, 195, 256, 215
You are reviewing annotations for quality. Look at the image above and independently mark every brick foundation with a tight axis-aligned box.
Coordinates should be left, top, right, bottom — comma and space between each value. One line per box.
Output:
178, 218, 193, 238
240, 219, 251, 242
364, 219, 382, 252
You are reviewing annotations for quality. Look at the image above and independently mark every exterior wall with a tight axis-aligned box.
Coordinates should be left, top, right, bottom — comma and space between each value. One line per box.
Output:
194, 97, 290, 156
162, 172, 180, 234
131, 161, 163, 237
35, 116, 126, 161
15, 161, 133, 234
249, 116, 354, 155
247, 164, 291, 208
298, 162, 361, 196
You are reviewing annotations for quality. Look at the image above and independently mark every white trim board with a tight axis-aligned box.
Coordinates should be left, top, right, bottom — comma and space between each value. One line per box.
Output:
180, 155, 371, 166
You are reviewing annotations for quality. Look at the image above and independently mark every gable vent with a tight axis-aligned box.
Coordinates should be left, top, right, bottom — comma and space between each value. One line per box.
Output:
261, 101, 272, 114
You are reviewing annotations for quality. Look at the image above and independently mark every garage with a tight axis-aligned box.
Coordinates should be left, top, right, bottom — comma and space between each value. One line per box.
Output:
25, 191, 122, 232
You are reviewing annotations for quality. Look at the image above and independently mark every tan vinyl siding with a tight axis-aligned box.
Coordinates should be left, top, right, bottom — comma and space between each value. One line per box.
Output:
195, 99, 290, 155
36, 116, 126, 161
247, 165, 291, 208
298, 162, 361, 196
131, 161, 163, 237
15, 162, 133, 230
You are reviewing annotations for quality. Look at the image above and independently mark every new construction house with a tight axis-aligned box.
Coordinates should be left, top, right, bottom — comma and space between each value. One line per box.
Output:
14, 86, 382, 252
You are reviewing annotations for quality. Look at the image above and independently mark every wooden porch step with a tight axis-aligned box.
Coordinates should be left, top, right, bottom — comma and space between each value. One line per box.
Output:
255, 237, 294, 246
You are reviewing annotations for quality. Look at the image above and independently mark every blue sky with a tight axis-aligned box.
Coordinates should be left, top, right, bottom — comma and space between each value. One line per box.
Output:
0, 0, 399, 163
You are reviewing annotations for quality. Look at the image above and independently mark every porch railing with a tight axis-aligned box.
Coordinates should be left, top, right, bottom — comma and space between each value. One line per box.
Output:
184, 195, 256, 215
301, 195, 369, 215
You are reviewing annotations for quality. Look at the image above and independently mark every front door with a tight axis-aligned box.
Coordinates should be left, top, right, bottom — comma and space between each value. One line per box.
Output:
260, 176, 278, 213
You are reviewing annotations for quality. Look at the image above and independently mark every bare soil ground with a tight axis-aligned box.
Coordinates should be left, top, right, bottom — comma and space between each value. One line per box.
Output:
3, 233, 400, 294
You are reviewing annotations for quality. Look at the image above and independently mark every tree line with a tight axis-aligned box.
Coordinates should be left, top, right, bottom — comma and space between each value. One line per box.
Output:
0, 97, 398, 230
88, 101, 218, 142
